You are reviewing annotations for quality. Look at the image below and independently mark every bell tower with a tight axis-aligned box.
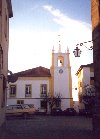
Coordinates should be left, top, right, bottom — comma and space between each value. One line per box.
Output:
51, 43, 73, 110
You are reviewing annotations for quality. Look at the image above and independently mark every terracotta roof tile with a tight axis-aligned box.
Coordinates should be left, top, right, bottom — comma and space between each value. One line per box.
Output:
8, 66, 51, 83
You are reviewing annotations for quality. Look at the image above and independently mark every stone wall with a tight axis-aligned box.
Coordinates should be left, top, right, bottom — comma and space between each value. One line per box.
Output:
91, 0, 100, 30
91, 0, 100, 108
91, 0, 100, 138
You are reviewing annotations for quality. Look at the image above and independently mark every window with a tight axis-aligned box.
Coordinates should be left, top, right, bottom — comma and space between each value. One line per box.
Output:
90, 77, 94, 80
90, 77, 94, 85
17, 100, 24, 104
25, 84, 32, 97
9, 85, 16, 97
40, 84, 47, 96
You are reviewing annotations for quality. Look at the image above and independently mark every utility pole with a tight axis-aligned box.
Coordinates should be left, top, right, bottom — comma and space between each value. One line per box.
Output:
91, 0, 100, 138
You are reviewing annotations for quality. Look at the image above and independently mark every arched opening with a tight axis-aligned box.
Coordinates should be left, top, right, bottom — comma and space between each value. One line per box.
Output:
57, 56, 64, 67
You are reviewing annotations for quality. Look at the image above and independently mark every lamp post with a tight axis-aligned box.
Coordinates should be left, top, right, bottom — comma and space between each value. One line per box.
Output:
73, 46, 82, 57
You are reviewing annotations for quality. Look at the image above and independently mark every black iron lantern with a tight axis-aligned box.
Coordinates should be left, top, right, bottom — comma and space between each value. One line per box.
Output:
73, 47, 82, 57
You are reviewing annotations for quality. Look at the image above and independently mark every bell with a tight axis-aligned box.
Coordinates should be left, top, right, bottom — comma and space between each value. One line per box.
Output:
60, 60, 62, 63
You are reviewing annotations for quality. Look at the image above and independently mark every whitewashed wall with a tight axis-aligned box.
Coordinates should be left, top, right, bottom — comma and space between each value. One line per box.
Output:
83, 67, 90, 86
7, 78, 50, 110
53, 52, 71, 110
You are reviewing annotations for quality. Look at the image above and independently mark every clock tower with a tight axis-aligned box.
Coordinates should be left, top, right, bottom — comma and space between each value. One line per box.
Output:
50, 46, 73, 110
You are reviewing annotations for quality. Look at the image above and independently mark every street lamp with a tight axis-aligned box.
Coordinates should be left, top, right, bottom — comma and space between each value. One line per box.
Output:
73, 46, 82, 57
73, 40, 93, 57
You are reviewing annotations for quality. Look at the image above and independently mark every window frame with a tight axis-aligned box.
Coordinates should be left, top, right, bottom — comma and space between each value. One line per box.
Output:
25, 84, 32, 97
9, 84, 16, 97
40, 84, 47, 95
17, 100, 24, 104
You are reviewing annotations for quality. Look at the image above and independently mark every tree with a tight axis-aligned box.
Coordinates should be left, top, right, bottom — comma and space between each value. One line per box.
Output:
81, 84, 95, 113
44, 93, 62, 112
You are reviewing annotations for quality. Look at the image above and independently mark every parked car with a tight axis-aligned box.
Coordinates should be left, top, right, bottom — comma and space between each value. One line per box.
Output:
63, 108, 77, 116
51, 107, 62, 116
6, 104, 36, 119
35, 108, 47, 115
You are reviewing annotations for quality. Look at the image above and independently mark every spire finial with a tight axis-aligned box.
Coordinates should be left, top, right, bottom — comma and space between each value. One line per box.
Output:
58, 35, 61, 53
67, 47, 69, 53
52, 46, 55, 53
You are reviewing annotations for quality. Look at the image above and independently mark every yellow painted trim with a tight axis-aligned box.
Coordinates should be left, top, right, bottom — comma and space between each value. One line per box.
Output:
18, 77, 51, 80
67, 52, 73, 107
52, 51, 54, 68
69, 68, 73, 107
49, 78, 52, 96
50, 67, 54, 96
50, 52, 54, 96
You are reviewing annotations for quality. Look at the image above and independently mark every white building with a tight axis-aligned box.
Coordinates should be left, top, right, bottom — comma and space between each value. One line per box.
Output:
7, 47, 73, 112
76, 63, 94, 109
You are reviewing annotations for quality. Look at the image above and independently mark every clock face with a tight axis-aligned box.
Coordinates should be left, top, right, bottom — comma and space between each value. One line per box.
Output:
59, 69, 63, 74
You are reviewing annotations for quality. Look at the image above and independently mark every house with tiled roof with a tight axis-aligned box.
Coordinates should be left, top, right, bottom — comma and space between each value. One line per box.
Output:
7, 47, 73, 112
75, 63, 94, 109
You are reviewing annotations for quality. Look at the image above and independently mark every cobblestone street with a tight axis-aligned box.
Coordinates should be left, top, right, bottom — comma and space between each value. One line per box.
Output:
0, 116, 93, 139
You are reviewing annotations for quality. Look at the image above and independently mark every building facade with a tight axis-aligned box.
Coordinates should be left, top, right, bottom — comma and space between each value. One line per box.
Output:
76, 63, 94, 109
0, 0, 13, 126
51, 48, 72, 110
91, 0, 100, 136
7, 48, 73, 112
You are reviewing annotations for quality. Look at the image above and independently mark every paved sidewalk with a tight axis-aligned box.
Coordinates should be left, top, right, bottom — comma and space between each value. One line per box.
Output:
0, 116, 93, 139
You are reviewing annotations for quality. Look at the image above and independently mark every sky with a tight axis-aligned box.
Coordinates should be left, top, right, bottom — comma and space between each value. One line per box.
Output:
8, 0, 93, 91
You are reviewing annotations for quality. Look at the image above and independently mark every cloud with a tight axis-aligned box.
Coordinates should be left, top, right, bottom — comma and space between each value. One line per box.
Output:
43, 4, 92, 47
43, 5, 64, 18
43, 5, 91, 28
43, 5, 93, 75
9, 4, 92, 74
